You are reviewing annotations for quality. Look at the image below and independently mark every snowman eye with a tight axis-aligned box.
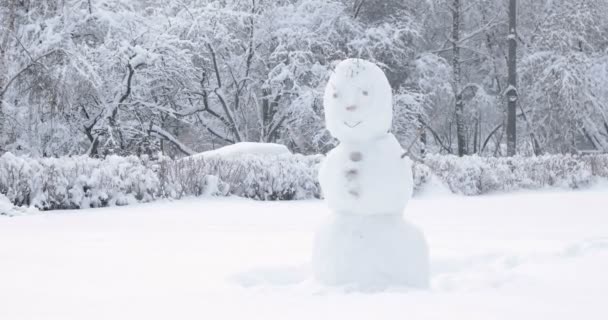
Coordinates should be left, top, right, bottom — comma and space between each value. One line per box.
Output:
333, 92, 339, 98
362, 90, 368, 96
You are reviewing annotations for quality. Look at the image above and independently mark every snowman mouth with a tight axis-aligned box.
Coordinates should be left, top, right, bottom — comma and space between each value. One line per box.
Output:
344, 121, 362, 128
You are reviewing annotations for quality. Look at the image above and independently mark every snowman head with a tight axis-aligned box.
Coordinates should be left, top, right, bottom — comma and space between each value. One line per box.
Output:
323, 58, 393, 143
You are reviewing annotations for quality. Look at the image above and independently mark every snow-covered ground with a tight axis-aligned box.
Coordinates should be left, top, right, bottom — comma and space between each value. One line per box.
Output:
1, 187, 607, 320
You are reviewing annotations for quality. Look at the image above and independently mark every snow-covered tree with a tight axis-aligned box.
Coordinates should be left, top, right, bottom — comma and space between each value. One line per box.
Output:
1, 0, 607, 157
519, 0, 608, 153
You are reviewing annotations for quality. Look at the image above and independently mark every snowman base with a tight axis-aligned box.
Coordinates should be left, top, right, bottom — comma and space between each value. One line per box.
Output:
312, 213, 430, 290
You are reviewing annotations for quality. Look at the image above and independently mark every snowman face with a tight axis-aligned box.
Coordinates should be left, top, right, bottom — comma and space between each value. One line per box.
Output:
323, 59, 393, 143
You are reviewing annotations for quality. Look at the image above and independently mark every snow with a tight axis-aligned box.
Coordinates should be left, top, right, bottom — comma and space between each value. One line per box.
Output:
189, 142, 291, 159
319, 134, 414, 215
0, 194, 37, 217
1, 188, 608, 319
313, 214, 429, 289
316, 58, 426, 287
129, 45, 152, 67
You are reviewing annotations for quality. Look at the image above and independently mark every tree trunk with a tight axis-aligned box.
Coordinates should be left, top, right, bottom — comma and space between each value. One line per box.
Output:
473, 116, 479, 154
0, 0, 18, 151
419, 115, 427, 158
452, 0, 466, 156
506, 0, 518, 156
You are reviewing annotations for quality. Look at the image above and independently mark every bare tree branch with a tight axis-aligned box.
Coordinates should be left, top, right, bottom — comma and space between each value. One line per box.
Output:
353, 0, 366, 19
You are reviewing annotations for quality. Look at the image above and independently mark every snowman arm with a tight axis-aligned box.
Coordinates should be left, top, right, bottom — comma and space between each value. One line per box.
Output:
401, 151, 423, 163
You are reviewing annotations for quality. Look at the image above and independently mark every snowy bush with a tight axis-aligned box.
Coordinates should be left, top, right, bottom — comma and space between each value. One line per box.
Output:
422, 154, 598, 195
583, 154, 608, 179
0, 193, 38, 216
0, 153, 161, 210
156, 157, 228, 200
1, 152, 607, 211
161, 154, 322, 201
0, 152, 321, 210
412, 161, 432, 192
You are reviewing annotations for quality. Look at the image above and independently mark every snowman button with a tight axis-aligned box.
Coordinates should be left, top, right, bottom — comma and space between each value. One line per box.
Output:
349, 151, 362, 162
345, 169, 358, 181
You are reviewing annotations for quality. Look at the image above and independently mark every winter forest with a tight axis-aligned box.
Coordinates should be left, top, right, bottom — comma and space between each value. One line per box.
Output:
1, 0, 608, 158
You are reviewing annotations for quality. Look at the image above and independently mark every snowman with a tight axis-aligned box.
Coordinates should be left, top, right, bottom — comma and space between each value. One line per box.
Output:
312, 59, 430, 289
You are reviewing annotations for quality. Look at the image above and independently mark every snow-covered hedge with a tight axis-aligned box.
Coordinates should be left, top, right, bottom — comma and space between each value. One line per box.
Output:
420, 154, 603, 195
1, 152, 607, 211
0, 152, 321, 210
158, 154, 321, 201
0, 153, 160, 210
584, 154, 608, 179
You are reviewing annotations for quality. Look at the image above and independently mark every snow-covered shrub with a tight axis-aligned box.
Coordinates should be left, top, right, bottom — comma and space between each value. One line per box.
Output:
422, 155, 481, 195
1, 152, 606, 211
583, 154, 608, 178
0, 193, 38, 216
0, 153, 40, 207
163, 154, 322, 200
156, 157, 228, 199
421, 154, 595, 195
0, 151, 321, 210
0, 153, 162, 210
412, 161, 432, 192
515, 155, 592, 189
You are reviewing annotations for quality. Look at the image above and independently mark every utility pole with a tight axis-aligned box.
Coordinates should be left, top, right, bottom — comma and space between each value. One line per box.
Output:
506, 0, 517, 156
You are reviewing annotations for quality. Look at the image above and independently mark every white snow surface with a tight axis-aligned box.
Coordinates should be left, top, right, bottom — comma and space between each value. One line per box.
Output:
189, 142, 291, 159
1, 188, 608, 319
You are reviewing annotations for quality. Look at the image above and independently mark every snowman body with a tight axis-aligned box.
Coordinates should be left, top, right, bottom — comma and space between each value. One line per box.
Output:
319, 133, 413, 216
313, 59, 429, 289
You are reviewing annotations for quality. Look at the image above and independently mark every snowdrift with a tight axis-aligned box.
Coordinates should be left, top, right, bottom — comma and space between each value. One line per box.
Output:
187, 142, 291, 159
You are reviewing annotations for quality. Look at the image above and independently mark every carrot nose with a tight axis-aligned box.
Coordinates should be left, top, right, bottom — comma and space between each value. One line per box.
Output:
346, 105, 357, 111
